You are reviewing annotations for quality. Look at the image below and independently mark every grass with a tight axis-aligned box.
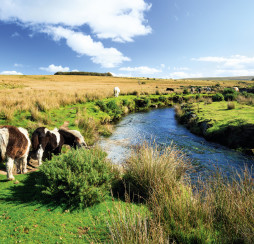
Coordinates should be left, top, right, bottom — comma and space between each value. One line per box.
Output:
0, 173, 148, 243
192, 101, 254, 133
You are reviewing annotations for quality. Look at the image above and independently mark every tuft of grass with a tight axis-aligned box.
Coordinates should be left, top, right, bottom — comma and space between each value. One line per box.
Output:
227, 102, 235, 110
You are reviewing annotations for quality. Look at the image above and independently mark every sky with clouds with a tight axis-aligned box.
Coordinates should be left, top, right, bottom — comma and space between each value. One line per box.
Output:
1, 0, 254, 78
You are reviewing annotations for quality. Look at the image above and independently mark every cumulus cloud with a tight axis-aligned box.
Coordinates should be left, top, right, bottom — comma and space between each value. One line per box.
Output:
0, 0, 151, 43
39, 64, 70, 73
43, 26, 130, 68
192, 55, 254, 69
119, 66, 161, 75
1, 71, 23, 75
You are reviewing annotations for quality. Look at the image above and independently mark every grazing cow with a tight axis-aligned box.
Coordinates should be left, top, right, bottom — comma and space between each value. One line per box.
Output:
206, 87, 211, 92
114, 87, 120, 97
31, 127, 64, 165
166, 88, 174, 92
190, 87, 195, 94
0, 125, 31, 180
233, 87, 239, 92
58, 129, 87, 148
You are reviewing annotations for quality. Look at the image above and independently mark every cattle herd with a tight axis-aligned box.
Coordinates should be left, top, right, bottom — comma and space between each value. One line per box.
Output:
0, 125, 87, 180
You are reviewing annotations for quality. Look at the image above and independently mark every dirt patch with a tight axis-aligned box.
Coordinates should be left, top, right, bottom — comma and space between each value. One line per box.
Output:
0, 159, 39, 176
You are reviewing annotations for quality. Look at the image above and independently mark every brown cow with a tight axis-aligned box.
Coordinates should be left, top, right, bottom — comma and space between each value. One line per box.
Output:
0, 125, 31, 180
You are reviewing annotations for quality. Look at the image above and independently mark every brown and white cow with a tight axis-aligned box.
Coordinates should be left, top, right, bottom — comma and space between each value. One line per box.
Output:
31, 127, 87, 165
0, 125, 31, 180
58, 129, 87, 148
31, 127, 64, 165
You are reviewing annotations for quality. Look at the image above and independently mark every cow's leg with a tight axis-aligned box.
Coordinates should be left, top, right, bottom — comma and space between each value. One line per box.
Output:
21, 155, 28, 174
37, 145, 44, 166
6, 157, 15, 180
15, 158, 22, 174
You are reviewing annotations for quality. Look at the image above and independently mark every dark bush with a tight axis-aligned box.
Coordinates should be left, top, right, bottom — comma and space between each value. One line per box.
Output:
212, 93, 224, 102
54, 71, 112, 76
223, 88, 237, 101
37, 148, 113, 208
183, 88, 190, 95
134, 97, 151, 109
159, 96, 166, 102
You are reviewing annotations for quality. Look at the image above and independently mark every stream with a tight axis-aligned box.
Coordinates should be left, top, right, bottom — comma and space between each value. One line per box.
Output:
99, 108, 254, 177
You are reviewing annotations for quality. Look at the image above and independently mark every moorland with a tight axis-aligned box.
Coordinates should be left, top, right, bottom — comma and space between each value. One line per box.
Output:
0, 75, 253, 243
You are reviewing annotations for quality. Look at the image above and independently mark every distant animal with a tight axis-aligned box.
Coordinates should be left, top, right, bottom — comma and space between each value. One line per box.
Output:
206, 87, 211, 92
31, 127, 64, 165
166, 88, 174, 92
114, 87, 120, 97
190, 87, 195, 93
0, 125, 31, 180
233, 87, 239, 92
198, 88, 202, 93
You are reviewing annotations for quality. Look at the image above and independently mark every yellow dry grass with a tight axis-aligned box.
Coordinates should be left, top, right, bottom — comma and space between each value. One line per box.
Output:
0, 75, 251, 113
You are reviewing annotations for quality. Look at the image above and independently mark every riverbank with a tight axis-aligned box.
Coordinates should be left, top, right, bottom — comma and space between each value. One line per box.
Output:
175, 101, 254, 154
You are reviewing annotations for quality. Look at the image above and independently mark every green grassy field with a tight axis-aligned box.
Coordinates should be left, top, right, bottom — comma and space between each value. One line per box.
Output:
0, 173, 148, 243
193, 101, 254, 133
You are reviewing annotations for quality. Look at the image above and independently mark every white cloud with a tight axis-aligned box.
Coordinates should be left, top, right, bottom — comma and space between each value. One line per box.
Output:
43, 26, 130, 68
119, 66, 161, 75
39, 64, 70, 73
14, 63, 23, 67
215, 69, 254, 77
169, 71, 203, 79
192, 55, 254, 69
0, 0, 151, 43
1, 71, 23, 75
173, 67, 190, 71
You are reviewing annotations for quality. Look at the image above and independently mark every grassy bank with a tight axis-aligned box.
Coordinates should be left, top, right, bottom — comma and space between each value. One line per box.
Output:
175, 100, 254, 153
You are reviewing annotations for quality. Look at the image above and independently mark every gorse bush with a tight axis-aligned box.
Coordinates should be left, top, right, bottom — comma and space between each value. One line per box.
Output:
37, 148, 113, 208
223, 88, 238, 101
212, 93, 224, 102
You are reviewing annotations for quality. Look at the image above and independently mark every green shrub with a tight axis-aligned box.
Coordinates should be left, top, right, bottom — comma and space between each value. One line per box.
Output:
183, 88, 190, 95
212, 93, 224, 102
95, 100, 107, 112
122, 99, 130, 107
158, 96, 166, 102
106, 100, 122, 120
223, 88, 237, 101
37, 148, 113, 208
134, 97, 151, 109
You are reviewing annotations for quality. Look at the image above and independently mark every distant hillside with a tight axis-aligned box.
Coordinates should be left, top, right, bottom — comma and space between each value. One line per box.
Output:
54, 71, 113, 76
184, 76, 254, 81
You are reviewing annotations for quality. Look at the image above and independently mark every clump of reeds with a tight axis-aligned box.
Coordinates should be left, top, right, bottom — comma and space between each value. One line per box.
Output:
107, 200, 167, 244
227, 102, 235, 110
110, 143, 254, 243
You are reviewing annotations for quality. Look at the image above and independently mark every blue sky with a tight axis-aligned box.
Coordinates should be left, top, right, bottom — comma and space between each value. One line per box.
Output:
1, 0, 254, 78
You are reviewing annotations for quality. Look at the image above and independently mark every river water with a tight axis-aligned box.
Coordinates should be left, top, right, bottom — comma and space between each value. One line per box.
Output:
99, 108, 254, 176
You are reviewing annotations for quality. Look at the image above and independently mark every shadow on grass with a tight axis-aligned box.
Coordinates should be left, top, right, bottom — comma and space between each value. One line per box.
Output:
2, 171, 71, 212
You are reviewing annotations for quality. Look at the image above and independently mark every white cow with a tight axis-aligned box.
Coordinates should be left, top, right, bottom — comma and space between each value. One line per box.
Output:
114, 87, 120, 97
233, 87, 239, 92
